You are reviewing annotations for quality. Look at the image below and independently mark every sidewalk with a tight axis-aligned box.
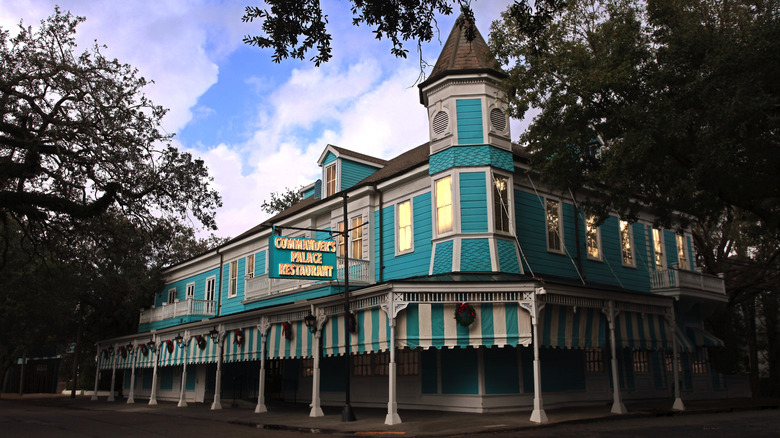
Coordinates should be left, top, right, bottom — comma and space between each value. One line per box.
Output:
2, 393, 778, 437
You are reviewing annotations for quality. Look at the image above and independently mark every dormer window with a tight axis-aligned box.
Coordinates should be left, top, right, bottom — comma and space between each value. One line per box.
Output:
325, 163, 337, 197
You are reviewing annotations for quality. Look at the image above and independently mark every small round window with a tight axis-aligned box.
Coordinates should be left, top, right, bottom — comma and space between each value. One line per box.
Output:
432, 111, 449, 135
490, 108, 507, 132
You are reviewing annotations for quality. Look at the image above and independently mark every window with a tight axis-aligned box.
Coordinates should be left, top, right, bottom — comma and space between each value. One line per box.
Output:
585, 215, 601, 260
665, 352, 681, 373
325, 163, 337, 197
435, 176, 453, 234
633, 350, 649, 373
676, 234, 688, 270
692, 349, 708, 374
653, 228, 665, 270
205, 276, 216, 301
167, 289, 176, 304
619, 220, 635, 267
397, 200, 413, 253
337, 222, 346, 257
351, 349, 419, 376
301, 358, 313, 377
493, 174, 510, 232
228, 260, 238, 298
546, 199, 562, 252
585, 348, 604, 372
246, 254, 255, 279
351, 216, 363, 260
185, 283, 194, 300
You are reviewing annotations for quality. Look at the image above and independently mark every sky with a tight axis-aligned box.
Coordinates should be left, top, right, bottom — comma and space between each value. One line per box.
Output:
0, 0, 521, 239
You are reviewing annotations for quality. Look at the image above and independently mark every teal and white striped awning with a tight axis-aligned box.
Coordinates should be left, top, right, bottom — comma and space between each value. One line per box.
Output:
539, 305, 606, 349
158, 341, 187, 366
686, 326, 724, 348
322, 307, 391, 356
97, 352, 114, 371
615, 312, 671, 350
224, 327, 263, 362
135, 347, 156, 368
267, 321, 315, 359
188, 337, 219, 364
114, 348, 135, 370
396, 303, 531, 349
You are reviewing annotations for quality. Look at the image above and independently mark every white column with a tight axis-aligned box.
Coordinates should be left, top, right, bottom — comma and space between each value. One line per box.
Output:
669, 315, 685, 410
384, 317, 401, 425
529, 291, 548, 423
178, 333, 190, 408
149, 338, 159, 406
108, 346, 117, 402
211, 328, 225, 410
127, 343, 137, 404
607, 301, 627, 414
91, 352, 100, 401
256, 319, 270, 413
309, 330, 323, 417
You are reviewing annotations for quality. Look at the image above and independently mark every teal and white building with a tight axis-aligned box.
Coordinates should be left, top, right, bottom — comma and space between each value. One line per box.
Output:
95, 20, 745, 423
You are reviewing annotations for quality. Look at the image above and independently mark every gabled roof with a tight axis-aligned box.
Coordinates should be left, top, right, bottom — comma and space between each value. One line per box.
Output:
316, 144, 389, 168
418, 17, 506, 91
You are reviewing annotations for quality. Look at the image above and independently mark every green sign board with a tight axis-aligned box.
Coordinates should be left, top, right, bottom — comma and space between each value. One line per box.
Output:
268, 236, 337, 280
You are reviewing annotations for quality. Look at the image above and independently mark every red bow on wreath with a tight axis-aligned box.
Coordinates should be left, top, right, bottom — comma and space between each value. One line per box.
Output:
282, 322, 293, 340
140, 344, 149, 356
165, 339, 174, 353
195, 335, 207, 350
234, 329, 244, 347
119, 345, 127, 358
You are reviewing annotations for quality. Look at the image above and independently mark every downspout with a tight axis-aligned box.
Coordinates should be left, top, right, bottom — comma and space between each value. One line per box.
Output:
374, 183, 384, 283
216, 248, 224, 316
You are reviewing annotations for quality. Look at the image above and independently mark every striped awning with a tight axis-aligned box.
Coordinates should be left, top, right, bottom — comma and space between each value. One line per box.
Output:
224, 327, 263, 362
114, 349, 135, 370
673, 324, 695, 353
396, 303, 531, 349
135, 348, 156, 368
615, 312, 671, 350
97, 353, 115, 371
188, 336, 220, 364
267, 321, 315, 359
323, 307, 391, 356
686, 326, 724, 348
158, 341, 187, 366
539, 305, 606, 349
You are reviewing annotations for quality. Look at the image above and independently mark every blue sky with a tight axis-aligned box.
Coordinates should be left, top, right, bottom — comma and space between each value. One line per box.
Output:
1, 0, 520, 238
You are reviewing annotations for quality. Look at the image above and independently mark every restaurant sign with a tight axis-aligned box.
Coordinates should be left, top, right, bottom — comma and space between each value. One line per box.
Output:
268, 236, 337, 280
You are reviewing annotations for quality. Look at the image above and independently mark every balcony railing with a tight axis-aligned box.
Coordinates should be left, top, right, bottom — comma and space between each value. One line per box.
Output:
649, 268, 726, 295
138, 298, 216, 325
245, 257, 372, 301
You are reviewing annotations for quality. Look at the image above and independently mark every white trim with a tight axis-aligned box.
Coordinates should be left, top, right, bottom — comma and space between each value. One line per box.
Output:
185, 283, 195, 300
395, 199, 415, 256
204, 276, 216, 302
227, 260, 238, 299
489, 171, 513, 235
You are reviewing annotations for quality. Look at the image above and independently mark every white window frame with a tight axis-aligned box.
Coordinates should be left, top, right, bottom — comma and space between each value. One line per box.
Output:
228, 260, 238, 298
491, 172, 512, 234
351, 216, 363, 260
396, 199, 414, 255
434, 175, 454, 236
167, 288, 177, 304
185, 282, 195, 300
585, 215, 602, 261
619, 220, 636, 267
653, 228, 665, 270
545, 198, 564, 253
246, 253, 255, 279
325, 163, 338, 197
676, 234, 688, 270
205, 276, 216, 301
337, 221, 346, 258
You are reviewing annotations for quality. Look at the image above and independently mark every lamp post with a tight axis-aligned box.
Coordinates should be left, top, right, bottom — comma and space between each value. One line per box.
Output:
341, 192, 356, 422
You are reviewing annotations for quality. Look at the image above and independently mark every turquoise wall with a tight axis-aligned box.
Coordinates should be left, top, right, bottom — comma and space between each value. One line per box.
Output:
429, 145, 513, 175
460, 239, 491, 271
459, 171, 488, 233
432, 240, 454, 274
456, 99, 483, 144
220, 257, 246, 315
155, 267, 220, 307
497, 238, 521, 274
341, 159, 380, 190
376, 192, 433, 281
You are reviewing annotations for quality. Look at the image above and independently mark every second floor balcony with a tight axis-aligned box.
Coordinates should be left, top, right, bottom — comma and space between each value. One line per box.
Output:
138, 298, 217, 326
650, 267, 727, 302
245, 257, 372, 301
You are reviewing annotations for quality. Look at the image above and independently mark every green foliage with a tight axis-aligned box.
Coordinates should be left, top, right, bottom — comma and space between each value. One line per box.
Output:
242, 0, 472, 66
490, 0, 780, 231
261, 186, 304, 215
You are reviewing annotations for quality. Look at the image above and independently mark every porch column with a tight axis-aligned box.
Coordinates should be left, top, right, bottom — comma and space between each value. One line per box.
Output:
149, 337, 159, 405
211, 327, 225, 410
605, 301, 627, 414
178, 332, 190, 407
108, 346, 117, 402
256, 319, 270, 414
91, 350, 100, 401
529, 289, 548, 423
309, 310, 326, 417
385, 317, 402, 425
127, 342, 137, 404
668, 314, 685, 410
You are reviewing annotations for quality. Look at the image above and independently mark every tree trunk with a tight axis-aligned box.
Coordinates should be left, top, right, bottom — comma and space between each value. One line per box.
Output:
761, 290, 779, 396
741, 300, 760, 397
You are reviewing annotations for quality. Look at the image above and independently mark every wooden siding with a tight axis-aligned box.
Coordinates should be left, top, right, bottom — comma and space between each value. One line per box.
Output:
456, 99, 483, 144
156, 268, 220, 306
340, 158, 380, 191
432, 240, 454, 274
459, 171, 488, 233
460, 238, 492, 271
377, 192, 433, 281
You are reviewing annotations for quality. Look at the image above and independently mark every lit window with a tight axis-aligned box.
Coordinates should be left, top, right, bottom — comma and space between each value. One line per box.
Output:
546, 199, 562, 252
653, 229, 665, 270
585, 215, 601, 260
619, 220, 635, 266
397, 200, 412, 253
493, 174, 510, 232
676, 234, 688, 270
186, 283, 194, 300
435, 176, 453, 234
325, 163, 337, 197
228, 260, 238, 297
633, 350, 649, 373
351, 216, 363, 260
692, 349, 709, 374
337, 222, 346, 257
246, 254, 255, 279
585, 348, 604, 372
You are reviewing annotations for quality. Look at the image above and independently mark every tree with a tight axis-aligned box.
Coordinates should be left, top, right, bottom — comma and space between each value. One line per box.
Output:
261, 186, 304, 215
242, 0, 476, 69
0, 8, 222, 264
490, 0, 780, 233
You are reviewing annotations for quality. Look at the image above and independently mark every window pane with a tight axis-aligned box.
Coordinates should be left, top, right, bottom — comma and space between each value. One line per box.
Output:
676, 234, 687, 270
493, 175, 509, 232
586, 216, 600, 259
351, 217, 363, 260
620, 220, 634, 266
546, 199, 561, 251
326, 164, 337, 197
653, 229, 664, 269
398, 201, 412, 252
436, 176, 452, 233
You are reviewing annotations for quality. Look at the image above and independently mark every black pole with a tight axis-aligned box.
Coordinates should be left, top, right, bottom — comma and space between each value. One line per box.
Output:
70, 307, 82, 398
341, 192, 356, 422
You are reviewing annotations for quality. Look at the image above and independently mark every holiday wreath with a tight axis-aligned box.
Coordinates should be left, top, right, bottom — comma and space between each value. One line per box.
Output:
454, 302, 476, 327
